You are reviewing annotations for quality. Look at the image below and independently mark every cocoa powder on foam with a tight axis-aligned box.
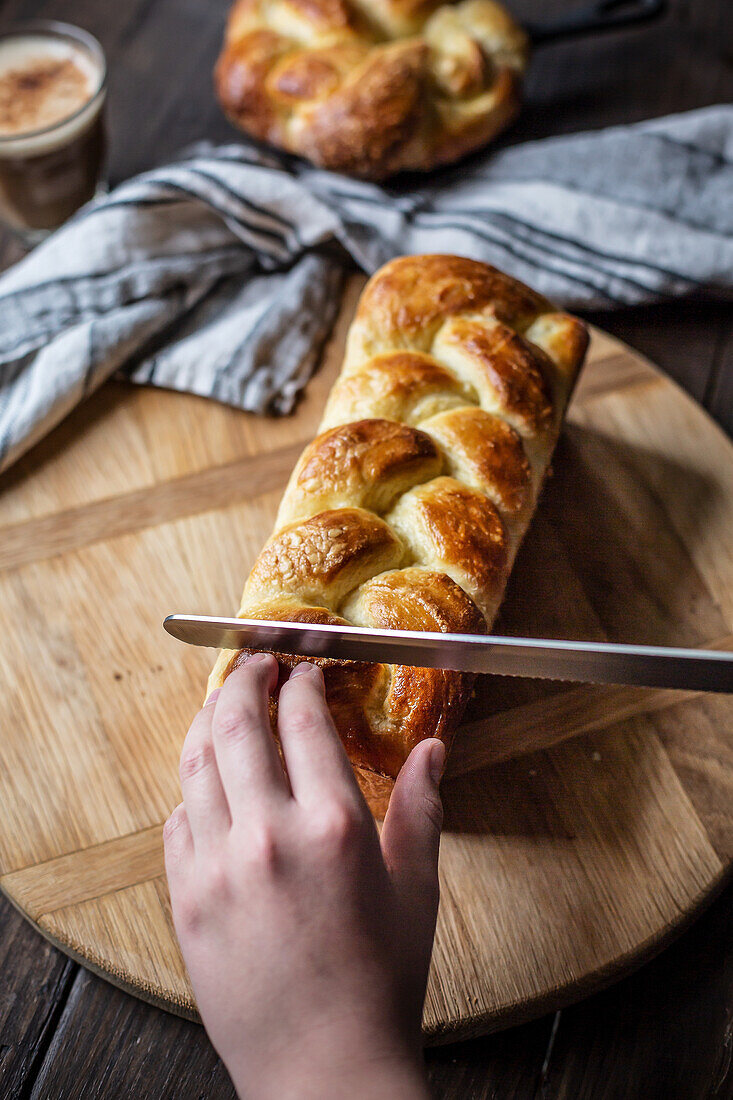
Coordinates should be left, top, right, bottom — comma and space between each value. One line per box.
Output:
0, 56, 91, 136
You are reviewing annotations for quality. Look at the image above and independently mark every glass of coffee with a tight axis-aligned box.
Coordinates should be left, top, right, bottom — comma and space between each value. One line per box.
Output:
0, 21, 107, 244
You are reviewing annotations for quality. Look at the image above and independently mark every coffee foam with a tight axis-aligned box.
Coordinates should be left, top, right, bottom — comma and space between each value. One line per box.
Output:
0, 35, 104, 156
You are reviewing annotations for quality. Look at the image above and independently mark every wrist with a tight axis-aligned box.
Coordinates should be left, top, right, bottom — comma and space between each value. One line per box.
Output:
233, 1058, 428, 1100
228, 1027, 428, 1100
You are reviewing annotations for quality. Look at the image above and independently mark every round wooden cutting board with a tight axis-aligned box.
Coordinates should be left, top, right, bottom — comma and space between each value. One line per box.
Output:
1, 278, 732, 1043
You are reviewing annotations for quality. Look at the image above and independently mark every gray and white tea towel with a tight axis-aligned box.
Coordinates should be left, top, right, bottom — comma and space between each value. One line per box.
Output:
0, 104, 731, 475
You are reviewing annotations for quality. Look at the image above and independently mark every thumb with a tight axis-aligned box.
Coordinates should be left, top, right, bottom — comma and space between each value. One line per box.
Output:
381, 737, 445, 922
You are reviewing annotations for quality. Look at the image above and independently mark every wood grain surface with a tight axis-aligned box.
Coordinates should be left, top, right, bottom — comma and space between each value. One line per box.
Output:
0, 0, 731, 1094
1, 281, 732, 1044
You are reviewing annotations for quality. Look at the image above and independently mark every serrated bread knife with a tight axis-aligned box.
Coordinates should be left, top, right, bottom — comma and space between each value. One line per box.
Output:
163, 616, 733, 694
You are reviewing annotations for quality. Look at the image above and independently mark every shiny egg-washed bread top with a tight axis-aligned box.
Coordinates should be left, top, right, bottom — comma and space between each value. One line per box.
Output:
209, 256, 588, 797
215, 0, 528, 179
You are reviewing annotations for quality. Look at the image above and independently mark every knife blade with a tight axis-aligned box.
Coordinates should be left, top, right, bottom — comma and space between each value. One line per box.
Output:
163, 615, 733, 694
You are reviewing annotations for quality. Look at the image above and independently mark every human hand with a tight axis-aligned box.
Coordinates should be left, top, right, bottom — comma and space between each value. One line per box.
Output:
164, 654, 445, 1100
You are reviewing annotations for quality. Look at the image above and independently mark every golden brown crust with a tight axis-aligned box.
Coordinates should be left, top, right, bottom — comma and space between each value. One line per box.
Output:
321, 352, 475, 428
215, 0, 529, 179
209, 255, 589, 805
275, 418, 442, 528
386, 477, 508, 620
426, 67, 522, 171
302, 43, 429, 178
343, 567, 486, 634
434, 317, 554, 436
348, 255, 548, 354
420, 407, 532, 514
215, 31, 289, 140
246, 507, 403, 607
525, 311, 591, 380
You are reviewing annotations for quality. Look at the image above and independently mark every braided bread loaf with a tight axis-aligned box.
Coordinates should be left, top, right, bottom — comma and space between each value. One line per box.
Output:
209, 256, 588, 808
215, 0, 528, 179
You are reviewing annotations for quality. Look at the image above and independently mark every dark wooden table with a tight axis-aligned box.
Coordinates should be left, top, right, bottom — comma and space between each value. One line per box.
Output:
1, 0, 731, 1096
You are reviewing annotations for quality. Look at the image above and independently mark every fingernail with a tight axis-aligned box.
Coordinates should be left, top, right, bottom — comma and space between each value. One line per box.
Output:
290, 662, 315, 678
205, 688, 221, 706
429, 740, 446, 785
244, 652, 269, 666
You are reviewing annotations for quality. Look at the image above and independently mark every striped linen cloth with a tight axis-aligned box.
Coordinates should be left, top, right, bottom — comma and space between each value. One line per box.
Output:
0, 104, 731, 475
